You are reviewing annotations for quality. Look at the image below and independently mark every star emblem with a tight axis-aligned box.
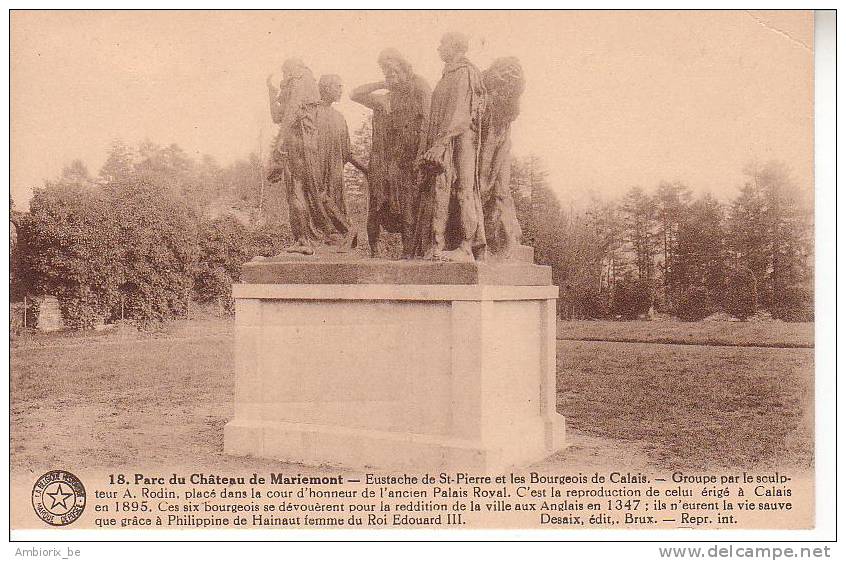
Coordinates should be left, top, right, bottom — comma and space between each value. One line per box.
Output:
46, 483, 74, 510
32, 471, 87, 526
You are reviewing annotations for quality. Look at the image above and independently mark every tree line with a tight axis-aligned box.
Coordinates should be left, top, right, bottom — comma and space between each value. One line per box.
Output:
11, 130, 813, 329
517, 159, 814, 321
11, 140, 293, 329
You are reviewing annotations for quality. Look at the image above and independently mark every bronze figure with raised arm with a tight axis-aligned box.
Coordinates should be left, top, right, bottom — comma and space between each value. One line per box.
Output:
350, 49, 431, 258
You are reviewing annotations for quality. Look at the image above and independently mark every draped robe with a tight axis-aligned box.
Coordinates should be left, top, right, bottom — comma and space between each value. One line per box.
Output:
269, 69, 349, 246
413, 58, 486, 258
354, 75, 430, 256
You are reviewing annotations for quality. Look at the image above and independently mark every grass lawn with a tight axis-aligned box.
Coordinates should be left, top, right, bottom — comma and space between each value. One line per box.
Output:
11, 329, 236, 473
558, 340, 814, 471
11, 318, 814, 474
559, 319, 814, 348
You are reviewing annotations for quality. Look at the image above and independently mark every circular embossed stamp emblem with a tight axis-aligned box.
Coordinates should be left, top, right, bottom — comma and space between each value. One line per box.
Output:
31, 470, 86, 526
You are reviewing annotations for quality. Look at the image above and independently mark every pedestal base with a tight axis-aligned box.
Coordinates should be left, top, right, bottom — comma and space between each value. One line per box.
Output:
225, 416, 566, 472
224, 260, 565, 472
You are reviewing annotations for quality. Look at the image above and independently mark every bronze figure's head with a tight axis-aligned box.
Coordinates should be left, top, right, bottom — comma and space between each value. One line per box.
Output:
318, 74, 343, 103
281, 57, 307, 80
483, 57, 525, 122
437, 32, 469, 63
377, 48, 414, 92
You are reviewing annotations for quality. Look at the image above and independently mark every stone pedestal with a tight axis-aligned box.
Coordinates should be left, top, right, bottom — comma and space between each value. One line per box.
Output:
224, 253, 566, 472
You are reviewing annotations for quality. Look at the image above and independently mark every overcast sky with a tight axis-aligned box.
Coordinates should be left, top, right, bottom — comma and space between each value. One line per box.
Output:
11, 10, 813, 209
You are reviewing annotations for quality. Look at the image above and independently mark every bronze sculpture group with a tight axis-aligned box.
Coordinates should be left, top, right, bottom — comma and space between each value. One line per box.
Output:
267, 32, 525, 262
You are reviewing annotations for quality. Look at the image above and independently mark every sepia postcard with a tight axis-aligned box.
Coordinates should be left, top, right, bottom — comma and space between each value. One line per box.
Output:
6, 8, 836, 552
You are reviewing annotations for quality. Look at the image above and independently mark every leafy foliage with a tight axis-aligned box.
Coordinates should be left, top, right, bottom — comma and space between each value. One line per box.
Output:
513, 156, 812, 322
610, 278, 653, 320
724, 270, 758, 321
676, 286, 719, 322
107, 180, 198, 326
19, 164, 120, 328
193, 217, 292, 311
13, 137, 814, 328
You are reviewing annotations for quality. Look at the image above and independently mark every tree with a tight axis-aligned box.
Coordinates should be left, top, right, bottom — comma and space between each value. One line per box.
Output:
727, 178, 768, 313
557, 206, 614, 319
17, 140, 300, 329
611, 276, 652, 320
98, 140, 135, 186
511, 155, 613, 318
674, 193, 726, 319
728, 160, 813, 319
220, 154, 266, 217
512, 156, 561, 265
654, 181, 692, 310
194, 216, 251, 309
196, 154, 225, 206
20, 169, 120, 329
11, 198, 35, 303
584, 196, 624, 299
192, 216, 293, 312
754, 161, 813, 319
60, 159, 93, 186
99, 143, 201, 324
135, 141, 201, 212
105, 179, 198, 326
619, 186, 659, 284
